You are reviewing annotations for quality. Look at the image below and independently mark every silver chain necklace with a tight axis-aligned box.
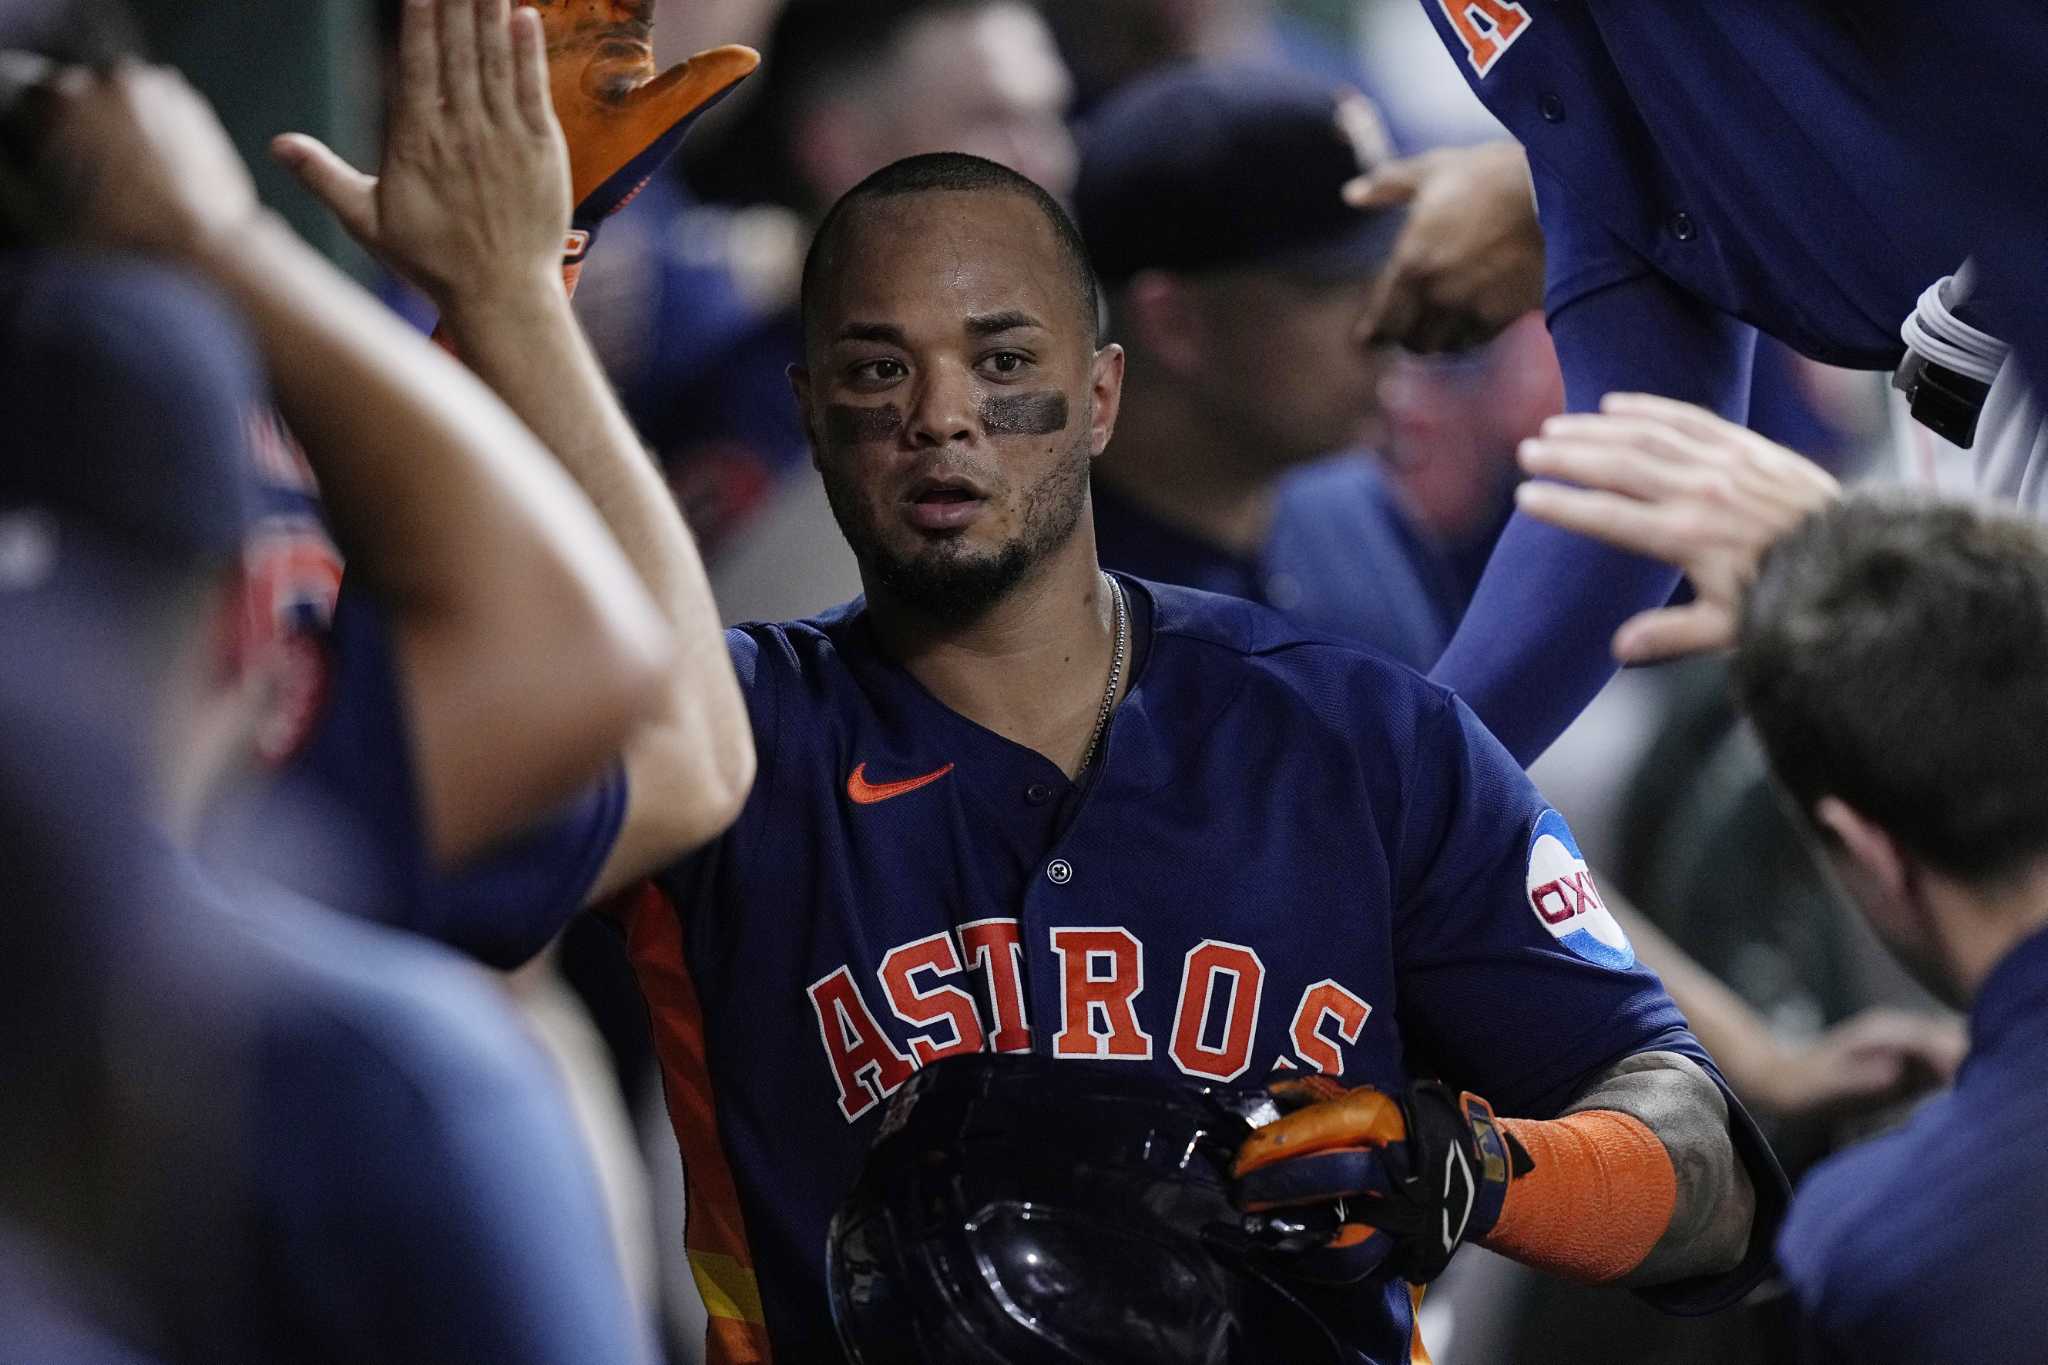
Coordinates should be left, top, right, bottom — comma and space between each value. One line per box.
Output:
1077, 572, 1128, 774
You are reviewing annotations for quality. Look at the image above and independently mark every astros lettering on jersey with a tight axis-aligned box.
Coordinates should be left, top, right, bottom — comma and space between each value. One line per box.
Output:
607, 576, 1769, 1362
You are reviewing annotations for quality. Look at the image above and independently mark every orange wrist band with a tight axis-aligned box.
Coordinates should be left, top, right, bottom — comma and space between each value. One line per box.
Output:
1480, 1110, 1677, 1284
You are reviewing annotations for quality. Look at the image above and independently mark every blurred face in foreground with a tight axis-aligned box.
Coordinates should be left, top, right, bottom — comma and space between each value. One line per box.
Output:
794, 190, 1122, 622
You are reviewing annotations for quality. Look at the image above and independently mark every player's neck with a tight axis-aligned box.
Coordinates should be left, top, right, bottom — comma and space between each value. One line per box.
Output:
867, 526, 1126, 778
1937, 859, 2048, 1002
1098, 384, 1280, 556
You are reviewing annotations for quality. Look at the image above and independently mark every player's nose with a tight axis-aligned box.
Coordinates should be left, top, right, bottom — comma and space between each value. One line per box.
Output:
905, 360, 978, 449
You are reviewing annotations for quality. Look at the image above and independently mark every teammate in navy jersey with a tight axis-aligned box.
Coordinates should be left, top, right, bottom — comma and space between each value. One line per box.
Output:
480, 150, 1779, 1361
1375, 1, 2048, 764
0, 100, 651, 1361
1730, 496, 2048, 1364
217, 0, 755, 947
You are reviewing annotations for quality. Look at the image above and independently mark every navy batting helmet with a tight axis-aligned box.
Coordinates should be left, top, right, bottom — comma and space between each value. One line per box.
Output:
826, 1053, 1348, 1364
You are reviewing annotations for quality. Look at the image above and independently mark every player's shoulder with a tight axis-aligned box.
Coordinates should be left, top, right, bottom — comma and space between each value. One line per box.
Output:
1777, 1081, 2041, 1353
1141, 575, 1457, 721
724, 597, 867, 682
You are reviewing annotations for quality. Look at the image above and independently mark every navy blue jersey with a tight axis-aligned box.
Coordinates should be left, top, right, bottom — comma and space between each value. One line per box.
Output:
1093, 454, 1459, 672
0, 715, 646, 1365
1416, 1, 2048, 764
1421, 1, 1961, 371
207, 579, 628, 966
612, 576, 1779, 1362
1778, 926, 2048, 1364
206, 872, 651, 1365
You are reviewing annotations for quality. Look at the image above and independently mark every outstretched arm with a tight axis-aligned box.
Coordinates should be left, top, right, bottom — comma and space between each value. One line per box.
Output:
1429, 267, 1759, 764
275, 0, 753, 896
39, 58, 673, 866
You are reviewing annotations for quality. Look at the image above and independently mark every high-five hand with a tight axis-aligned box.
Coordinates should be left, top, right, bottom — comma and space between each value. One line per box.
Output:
1516, 392, 1843, 663
532, 0, 757, 229
272, 0, 571, 310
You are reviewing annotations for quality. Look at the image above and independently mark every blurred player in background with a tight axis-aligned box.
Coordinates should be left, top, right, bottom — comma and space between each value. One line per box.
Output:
1355, 1, 2048, 768
1732, 495, 2048, 1364
1, 20, 669, 1356
1076, 63, 1460, 672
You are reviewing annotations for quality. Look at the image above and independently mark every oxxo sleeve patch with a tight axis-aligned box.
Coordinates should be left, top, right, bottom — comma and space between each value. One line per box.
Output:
1526, 809, 1633, 969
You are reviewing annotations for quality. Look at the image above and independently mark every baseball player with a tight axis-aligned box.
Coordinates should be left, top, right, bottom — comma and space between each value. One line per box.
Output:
331, 139, 1785, 1356
4, 64, 653, 1362
1077, 64, 1461, 674
210, 0, 759, 952
1731, 494, 2048, 1363
1369, 2, 2048, 764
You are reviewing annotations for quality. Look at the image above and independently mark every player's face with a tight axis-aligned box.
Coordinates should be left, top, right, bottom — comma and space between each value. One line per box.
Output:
796, 191, 1121, 623
1185, 267, 1391, 468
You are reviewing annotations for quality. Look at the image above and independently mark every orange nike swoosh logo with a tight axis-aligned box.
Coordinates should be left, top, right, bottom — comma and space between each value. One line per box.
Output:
846, 762, 956, 805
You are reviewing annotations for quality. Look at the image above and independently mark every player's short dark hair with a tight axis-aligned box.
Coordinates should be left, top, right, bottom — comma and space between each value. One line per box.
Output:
800, 152, 1102, 352
1733, 492, 2048, 882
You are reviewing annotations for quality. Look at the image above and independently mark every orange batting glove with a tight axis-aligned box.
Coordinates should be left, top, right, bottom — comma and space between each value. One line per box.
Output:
1233, 1076, 1522, 1285
533, 0, 757, 292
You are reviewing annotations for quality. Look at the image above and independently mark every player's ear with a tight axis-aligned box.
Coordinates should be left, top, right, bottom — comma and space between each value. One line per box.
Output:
1814, 796, 1911, 909
1120, 271, 1203, 377
1087, 343, 1125, 459
788, 363, 822, 469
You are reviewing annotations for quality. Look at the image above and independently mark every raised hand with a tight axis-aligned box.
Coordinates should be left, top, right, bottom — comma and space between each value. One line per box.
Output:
1347, 140, 1545, 355
1516, 392, 1843, 663
533, 0, 757, 226
272, 0, 570, 311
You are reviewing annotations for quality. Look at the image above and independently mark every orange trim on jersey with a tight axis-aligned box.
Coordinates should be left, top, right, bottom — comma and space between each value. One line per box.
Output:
613, 883, 775, 1364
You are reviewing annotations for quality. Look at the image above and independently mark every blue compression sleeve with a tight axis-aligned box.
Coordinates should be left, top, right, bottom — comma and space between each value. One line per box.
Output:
1429, 269, 1756, 765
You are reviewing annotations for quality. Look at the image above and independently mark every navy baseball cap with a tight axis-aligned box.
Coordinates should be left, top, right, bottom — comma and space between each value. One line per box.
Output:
1074, 64, 1402, 287
0, 251, 262, 718
0, 252, 260, 589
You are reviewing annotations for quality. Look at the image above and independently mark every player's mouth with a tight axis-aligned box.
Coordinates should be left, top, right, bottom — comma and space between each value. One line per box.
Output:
902, 474, 991, 532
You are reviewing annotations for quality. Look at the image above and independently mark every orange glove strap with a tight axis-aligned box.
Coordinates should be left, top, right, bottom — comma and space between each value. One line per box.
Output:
1481, 1110, 1677, 1284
